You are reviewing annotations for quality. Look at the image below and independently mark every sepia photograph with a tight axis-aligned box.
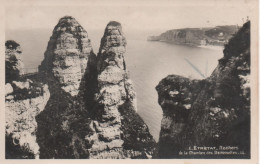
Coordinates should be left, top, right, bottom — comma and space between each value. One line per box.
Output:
1, 0, 258, 162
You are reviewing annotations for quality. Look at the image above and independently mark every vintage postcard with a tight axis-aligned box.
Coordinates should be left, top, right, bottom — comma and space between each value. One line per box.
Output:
0, 0, 258, 163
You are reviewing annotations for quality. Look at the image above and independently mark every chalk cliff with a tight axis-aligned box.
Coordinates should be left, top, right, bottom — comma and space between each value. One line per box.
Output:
156, 21, 250, 158
5, 41, 50, 159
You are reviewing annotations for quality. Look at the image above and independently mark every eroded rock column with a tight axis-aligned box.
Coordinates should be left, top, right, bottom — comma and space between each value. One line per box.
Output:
85, 21, 137, 159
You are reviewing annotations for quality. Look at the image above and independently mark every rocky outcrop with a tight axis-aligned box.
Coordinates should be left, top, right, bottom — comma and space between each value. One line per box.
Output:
39, 16, 96, 96
33, 18, 155, 159
85, 21, 155, 159
156, 21, 250, 158
5, 40, 50, 159
5, 40, 24, 83
5, 79, 50, 159
149, 25, 238, 46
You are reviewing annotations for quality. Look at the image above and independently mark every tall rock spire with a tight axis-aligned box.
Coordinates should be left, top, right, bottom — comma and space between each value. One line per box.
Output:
85, 21, 155, 159
96, 21, 136, 112
35, 16, 97, 159
39, 16, 95, 96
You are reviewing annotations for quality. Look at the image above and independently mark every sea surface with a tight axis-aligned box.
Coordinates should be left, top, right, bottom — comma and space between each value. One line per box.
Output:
6, 29, 223, 142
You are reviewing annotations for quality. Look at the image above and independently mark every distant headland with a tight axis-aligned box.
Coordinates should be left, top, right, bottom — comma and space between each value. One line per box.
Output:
147, 25, 239, 47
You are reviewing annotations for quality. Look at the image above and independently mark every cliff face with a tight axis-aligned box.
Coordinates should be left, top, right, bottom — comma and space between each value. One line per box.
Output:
5, 41, 50, 159
5, 40, 24, 83
159, 29, 204, 45
39, 16, 95, 96
149, 25, 238, 46
156, 21, 250, 158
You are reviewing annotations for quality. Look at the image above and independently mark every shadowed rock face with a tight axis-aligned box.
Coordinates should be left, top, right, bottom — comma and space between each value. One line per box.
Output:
156, 21, 250, 158
39, 16, 95, 96
5, 40, 24, 83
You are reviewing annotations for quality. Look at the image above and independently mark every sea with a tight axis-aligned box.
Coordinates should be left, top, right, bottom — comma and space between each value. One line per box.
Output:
6, 29, 223, 142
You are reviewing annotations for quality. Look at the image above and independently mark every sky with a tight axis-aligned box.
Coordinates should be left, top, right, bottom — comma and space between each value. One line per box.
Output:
5, 0, 254, 34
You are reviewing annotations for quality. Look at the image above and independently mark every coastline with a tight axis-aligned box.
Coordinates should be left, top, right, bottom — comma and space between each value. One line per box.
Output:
148, 40, 224, 50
